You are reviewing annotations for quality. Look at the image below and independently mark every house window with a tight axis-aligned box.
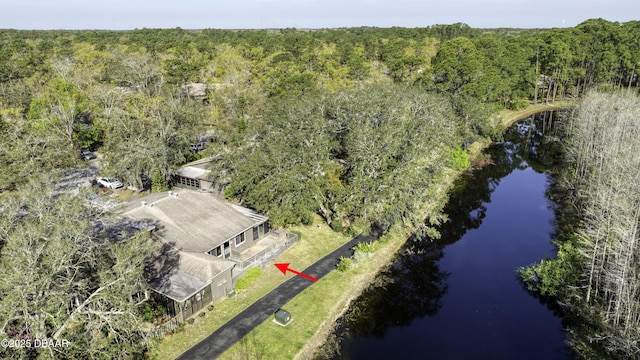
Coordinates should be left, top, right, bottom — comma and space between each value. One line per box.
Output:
174, 175, 200, 189
253, 226, 259, 240
258, 222, 270, 236
209, 246, 222, 257
235, 233, 245, 246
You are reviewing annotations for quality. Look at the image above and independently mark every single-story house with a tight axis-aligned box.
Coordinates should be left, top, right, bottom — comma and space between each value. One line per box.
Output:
123, 188, 297, 323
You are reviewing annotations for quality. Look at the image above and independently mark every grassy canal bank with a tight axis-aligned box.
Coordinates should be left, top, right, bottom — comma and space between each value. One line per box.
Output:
148, 102, 573, 360
497, 101, 574, 127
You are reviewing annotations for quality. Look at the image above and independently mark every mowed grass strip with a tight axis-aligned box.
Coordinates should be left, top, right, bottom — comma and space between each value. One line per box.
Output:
147, 218, 351, 360
496, 101, 574, 127
217, 169, 460, 360
217, 233, 406, 360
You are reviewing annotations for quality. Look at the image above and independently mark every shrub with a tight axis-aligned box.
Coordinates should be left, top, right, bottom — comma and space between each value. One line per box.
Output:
223, 187, 235, 200
506, 97, 529, 110
198, 312, 206, 318
336, 257, 352, 272
301, 212, 314, 225
151, 168, 170, 193
448, 146, 470, 171
141, 303, 166, 323
207, 304, 215, 311
187, 318, 195, 325
141, 304, 153, 322
330, 220, 343, 232
235, 267, 262, 291
347, 218, 370, 237
353, 250, 371, 262
354, 241, 376, 253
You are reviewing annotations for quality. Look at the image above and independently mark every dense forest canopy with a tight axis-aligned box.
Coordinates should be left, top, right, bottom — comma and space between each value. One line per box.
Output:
1, 19, 638, 195
213, 84, 473, 232
1, 19, 639, 358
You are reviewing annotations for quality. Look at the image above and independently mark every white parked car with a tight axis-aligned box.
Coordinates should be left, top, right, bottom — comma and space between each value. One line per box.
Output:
97, 177, 123, 189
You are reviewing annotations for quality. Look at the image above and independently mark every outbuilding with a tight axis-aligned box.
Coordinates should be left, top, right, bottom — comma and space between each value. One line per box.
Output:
274, 308, 292, 326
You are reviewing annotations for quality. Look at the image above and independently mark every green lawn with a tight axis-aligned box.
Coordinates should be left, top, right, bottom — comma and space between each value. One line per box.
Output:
149, 168, 457, 360
217, 170, 459, 360
216, 236, 406, 360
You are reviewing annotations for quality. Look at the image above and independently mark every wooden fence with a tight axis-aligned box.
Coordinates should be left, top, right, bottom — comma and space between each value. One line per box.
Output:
146, 316, 182, 339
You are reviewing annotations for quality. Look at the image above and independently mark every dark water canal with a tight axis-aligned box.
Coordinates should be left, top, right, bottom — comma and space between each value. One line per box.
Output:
324, 112, 575, 360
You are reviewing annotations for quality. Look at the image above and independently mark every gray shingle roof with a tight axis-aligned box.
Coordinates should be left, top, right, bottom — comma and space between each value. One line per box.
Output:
151, 269, 208, 303
178, 251, 235, 282
149, 251, 235, 302
175, 166, 210, 180
123, 189, 266, 253
128, 189, 270, 301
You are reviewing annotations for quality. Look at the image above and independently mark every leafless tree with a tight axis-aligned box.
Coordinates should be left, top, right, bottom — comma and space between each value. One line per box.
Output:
0, 181, 159, 358
562, 90, 640, 356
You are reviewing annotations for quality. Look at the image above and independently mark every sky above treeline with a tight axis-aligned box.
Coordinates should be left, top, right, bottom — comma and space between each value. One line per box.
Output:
2, 0, 638, 30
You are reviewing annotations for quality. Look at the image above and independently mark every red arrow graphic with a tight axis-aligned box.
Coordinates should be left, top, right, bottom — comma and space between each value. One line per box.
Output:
274, 263, 318, 282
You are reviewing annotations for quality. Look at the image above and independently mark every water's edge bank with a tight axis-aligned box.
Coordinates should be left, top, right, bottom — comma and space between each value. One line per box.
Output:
294, 102, 573, 359
294, 168, 459, 360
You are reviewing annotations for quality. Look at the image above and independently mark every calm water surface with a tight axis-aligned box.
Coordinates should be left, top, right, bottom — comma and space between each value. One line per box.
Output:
328, 112, 574, 360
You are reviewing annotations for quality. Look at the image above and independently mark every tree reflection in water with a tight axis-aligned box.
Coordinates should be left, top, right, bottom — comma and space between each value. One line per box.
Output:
320, 111, 567, 359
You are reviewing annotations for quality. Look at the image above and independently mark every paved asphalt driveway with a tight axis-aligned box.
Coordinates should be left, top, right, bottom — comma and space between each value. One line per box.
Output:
176, 229, 381, 359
